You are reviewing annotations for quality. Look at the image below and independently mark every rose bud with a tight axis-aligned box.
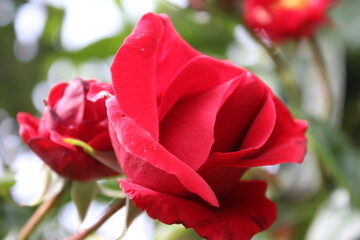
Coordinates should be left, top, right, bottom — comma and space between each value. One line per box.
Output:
243, 0, 335, 43
107, 13, 307, 240
17, 78, 119, 181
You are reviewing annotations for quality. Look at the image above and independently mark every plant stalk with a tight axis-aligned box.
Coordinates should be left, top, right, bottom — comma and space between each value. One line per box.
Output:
308, 37, 332, 119
65, 198, 126, 240
244, 26, 301, 107
18, 181, 70, 240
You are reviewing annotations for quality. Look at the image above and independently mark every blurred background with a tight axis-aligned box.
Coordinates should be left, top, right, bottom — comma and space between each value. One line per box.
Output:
0, 0, 360, 239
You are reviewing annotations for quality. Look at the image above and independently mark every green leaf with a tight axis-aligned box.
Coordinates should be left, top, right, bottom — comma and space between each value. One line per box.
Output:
0, 170, 15, 200
0, 171, 15, 189
71, 180, 98, 222
153, 222, 202, 240
97, 179, 126, 199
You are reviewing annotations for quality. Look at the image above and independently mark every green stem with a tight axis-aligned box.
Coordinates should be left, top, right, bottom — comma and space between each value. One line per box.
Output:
65, 198, 126, 240
18, 181, 70, 240
244, 26, 301, 107
308, 37, 332, 119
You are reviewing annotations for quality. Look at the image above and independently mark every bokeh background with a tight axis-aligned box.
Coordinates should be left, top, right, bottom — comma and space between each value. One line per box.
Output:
0, 0, 360, 239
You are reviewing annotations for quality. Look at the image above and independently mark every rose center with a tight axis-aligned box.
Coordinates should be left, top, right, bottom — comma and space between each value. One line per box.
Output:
275, 0, 310, 9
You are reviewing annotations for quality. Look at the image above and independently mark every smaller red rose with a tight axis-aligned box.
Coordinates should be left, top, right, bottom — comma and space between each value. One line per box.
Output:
17, 78, 118, 181
243, 0, 335, 42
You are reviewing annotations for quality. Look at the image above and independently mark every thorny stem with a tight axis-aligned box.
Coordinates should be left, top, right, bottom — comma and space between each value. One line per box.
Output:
308, 37, 333, 119
65, 198, 126, 240
18, 181, 70, 240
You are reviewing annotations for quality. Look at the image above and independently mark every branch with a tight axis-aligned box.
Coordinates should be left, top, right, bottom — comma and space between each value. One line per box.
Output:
18, 181, 69, 240
244, 25, 301, 107
65, 198, 126, 240
308, 37, 333, 119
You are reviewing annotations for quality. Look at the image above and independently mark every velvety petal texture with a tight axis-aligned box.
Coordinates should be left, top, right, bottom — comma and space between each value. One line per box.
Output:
17, 78, 118, 181
120, 180, 276, 240
243, 0, 336, 42
108, 13, 307, 239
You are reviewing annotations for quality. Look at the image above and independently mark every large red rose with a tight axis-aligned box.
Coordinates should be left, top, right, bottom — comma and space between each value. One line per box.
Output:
17, 78, 118, 181
107, 13, 307, 239
243, 0, 335, 43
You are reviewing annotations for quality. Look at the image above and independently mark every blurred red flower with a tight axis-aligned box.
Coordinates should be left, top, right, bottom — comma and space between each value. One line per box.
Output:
243, 0, 335, 42
17, 78, 118, 181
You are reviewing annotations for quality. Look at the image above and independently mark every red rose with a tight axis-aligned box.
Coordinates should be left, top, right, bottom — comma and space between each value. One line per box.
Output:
243, 0, 335, 42
107, 13, 307, 239
17, 78, 118, 181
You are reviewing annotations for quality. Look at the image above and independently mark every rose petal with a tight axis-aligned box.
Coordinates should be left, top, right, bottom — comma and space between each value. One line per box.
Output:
17, 112, 39, 142
202, 167, 247, 196
199, 74, 276, 174
242, 96, 308, 165
86, 81, 114, 102
120, 180, 276, 240
210, 72, 273, 154
111, 13, 199, 140
206, 96, 307, 169
70, 120, 108, 143
49, 130, 77, 151
83, 98, 108, 123
55, 78, 85, 125
239, 92, 276, 150
27, 138, 116, 181
38, 107, 60, 136
158, 56, 245, 120
88, 130, 113, 151
84, 81, 113, 121
47, 82, 67, 107
107, 97, 218, 207
160, 77, 242, 170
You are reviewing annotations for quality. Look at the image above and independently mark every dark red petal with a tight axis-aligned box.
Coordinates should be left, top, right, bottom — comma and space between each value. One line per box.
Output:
207, 96, 307, 169
210, 73, 273, 154
28, 138, 116, 181
55, 78, 86, 125
120, 180, 276, 240
106, 97, 218, 207
86, 82, 114, 102
202, 167, 247, 196
38, 107, 60, 136
151, 14, 200, 97
83, 81, 113, 121
198, 92, 276, 195
29, 138, 117, 181
83, 97, 107, 123
47, 82, 68, 107
70, 120, 108, 143
158, 56, 245, 120
49, 130, 77, 151
199, 75, 276, 174
17, 112, 39, 142
160, 77, 241, 170
88, 130, 113, 151
242, 96, 308, 165
239, 92, 276, 150
111, 13, 199, 140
